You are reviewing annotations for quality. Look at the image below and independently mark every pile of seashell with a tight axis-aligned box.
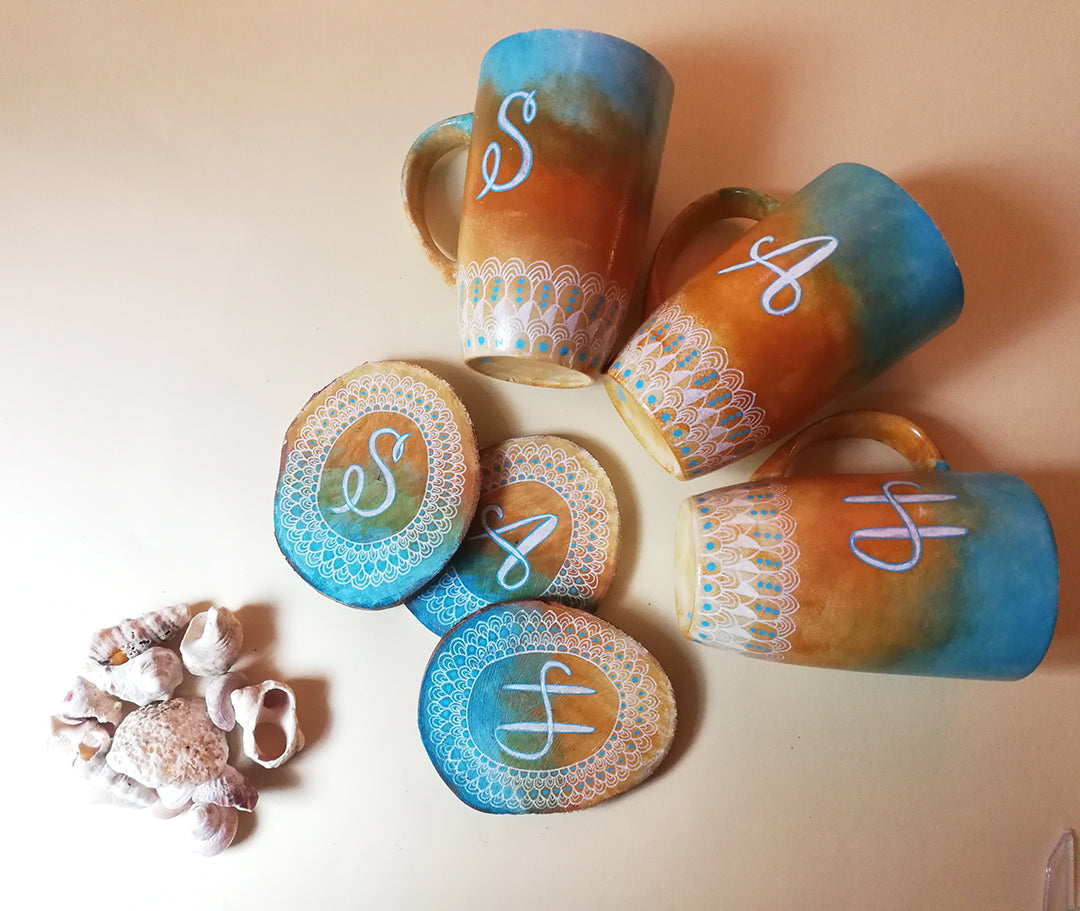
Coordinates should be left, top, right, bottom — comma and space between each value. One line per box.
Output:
48, 603, 304, 856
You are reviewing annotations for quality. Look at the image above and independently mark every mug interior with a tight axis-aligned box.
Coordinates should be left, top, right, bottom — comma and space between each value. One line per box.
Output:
467, 353, 595, 388
602, 374, 685, 478
673, 497, 699, 636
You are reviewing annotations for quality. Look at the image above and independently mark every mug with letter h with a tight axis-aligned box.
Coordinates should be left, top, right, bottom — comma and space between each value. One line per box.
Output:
675, 411, 1058, 680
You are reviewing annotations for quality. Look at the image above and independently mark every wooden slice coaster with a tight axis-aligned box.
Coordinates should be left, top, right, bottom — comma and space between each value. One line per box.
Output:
418, 600, 676, 814
406, 435, 620, 635
274, 361, 480, 609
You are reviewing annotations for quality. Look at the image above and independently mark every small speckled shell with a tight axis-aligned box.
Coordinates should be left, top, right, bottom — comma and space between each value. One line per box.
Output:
180, 606, 244, 677
107, 697, 228, 788
89, 603, 191, 665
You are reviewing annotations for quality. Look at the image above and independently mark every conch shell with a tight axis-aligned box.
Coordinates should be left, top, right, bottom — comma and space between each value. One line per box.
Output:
107, 697, 228, 788
204, 671, 248, 731
186, 803, 238, 856
180, 606, 243, 677
89, 603, 191, 665
83, 646, 184, 706
231, 680, 304, 769
48, 717, 156, 808
56, 677, 124, 726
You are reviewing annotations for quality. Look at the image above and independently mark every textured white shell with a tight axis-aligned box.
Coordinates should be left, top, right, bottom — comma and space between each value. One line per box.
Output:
204, 671, 248, 731
107, 697, 228, 788
230, 680, 304, 769
180, 606, 244, 677
89, 603, 191, 665
56, 676, 124, 726
48, 718, 156, 808
187, 803, 238, 856
190, 765, 258, 812
83, 647, 184, 706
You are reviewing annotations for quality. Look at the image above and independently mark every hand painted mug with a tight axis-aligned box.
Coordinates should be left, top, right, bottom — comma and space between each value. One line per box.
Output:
604, 163, 964, 478
402, 29, 673, 388
675, 411, 1058, 679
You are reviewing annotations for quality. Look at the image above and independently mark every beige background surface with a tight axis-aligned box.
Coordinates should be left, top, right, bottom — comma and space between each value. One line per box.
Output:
5, 2, 1078, 909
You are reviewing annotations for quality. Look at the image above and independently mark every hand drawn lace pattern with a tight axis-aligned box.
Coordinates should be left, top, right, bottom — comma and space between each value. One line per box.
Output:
409, 439, 617, 633
420, 603, 670, 813
457, 258, 629, 372
275, 371, 468, 596
686, 482, 801, 659
608, 304, 770, 476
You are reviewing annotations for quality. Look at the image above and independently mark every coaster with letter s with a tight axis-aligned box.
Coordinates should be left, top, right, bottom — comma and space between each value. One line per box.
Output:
418, 599, 676, 813
406, 435, 620, 635
274, 361, 480, 609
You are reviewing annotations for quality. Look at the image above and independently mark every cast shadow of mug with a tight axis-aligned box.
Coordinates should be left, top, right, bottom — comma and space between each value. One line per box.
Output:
610, 37, 787, 352
889, 168, 1069, 389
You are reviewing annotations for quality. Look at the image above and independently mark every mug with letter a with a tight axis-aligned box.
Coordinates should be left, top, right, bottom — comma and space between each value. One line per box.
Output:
605, 163, 964, 478
402, 29, 673, 387
675, 411, 1058, 679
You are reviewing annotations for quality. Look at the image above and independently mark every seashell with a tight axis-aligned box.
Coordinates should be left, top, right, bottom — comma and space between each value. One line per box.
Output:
204, 671, 248, 731
48, 718, 155, 808
107, 696, 228, 788
186, 803, 238, 857
180, 606, 243, 677
190, 765, 258, 812
83, 646, 184, 706
56, 676, 124, 726
156, 782, 197, 810
89, 603, 191, 665
49, 716, 112, 764
230, 680, 305, 769
150, 796, 191, 819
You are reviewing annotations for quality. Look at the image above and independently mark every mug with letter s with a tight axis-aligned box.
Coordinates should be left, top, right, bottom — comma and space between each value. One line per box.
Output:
402, 29, 673, 388
605, 163, 964, 478
674, 411, 1058, 679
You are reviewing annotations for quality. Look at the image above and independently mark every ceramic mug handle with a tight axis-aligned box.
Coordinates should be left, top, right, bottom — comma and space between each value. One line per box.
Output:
400, 113, 473, 286
645, 186, 780, 311
751, 410, 951, 481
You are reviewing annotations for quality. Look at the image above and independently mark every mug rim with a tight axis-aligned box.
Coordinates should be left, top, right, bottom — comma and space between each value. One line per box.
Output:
822, 162, 964, 300
482, 28, 673, 85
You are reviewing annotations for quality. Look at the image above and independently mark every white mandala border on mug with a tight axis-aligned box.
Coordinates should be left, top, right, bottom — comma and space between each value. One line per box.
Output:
411, 439, 616, 630
421, 605, 665, 813
688, 482, 801, 658
609, 303, 770, 476
457, 257, 629, 372
275, 371, 468, 590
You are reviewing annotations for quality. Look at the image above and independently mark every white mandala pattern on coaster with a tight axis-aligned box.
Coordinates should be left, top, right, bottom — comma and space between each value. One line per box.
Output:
608, 303, 769, 476
409, 438, 616, 633
687, 482, 801, 658
420, 604, 665, 813
275, 371, 468, 590
457, 257, 629, 372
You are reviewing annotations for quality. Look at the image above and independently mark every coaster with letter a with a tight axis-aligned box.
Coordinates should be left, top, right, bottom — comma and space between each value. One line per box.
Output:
405, 435, 620, 635
418, 599, 676, 814
274, 361, 480, 609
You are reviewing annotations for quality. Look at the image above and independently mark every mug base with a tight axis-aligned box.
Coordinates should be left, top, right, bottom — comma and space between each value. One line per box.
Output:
602, 374, 685, 478
466, 354, 596, 388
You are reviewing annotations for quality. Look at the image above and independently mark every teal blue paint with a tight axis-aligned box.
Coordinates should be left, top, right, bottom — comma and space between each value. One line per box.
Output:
795, 163, 964, 380
480, 30, 672, 135
883, 472, 1057, 679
